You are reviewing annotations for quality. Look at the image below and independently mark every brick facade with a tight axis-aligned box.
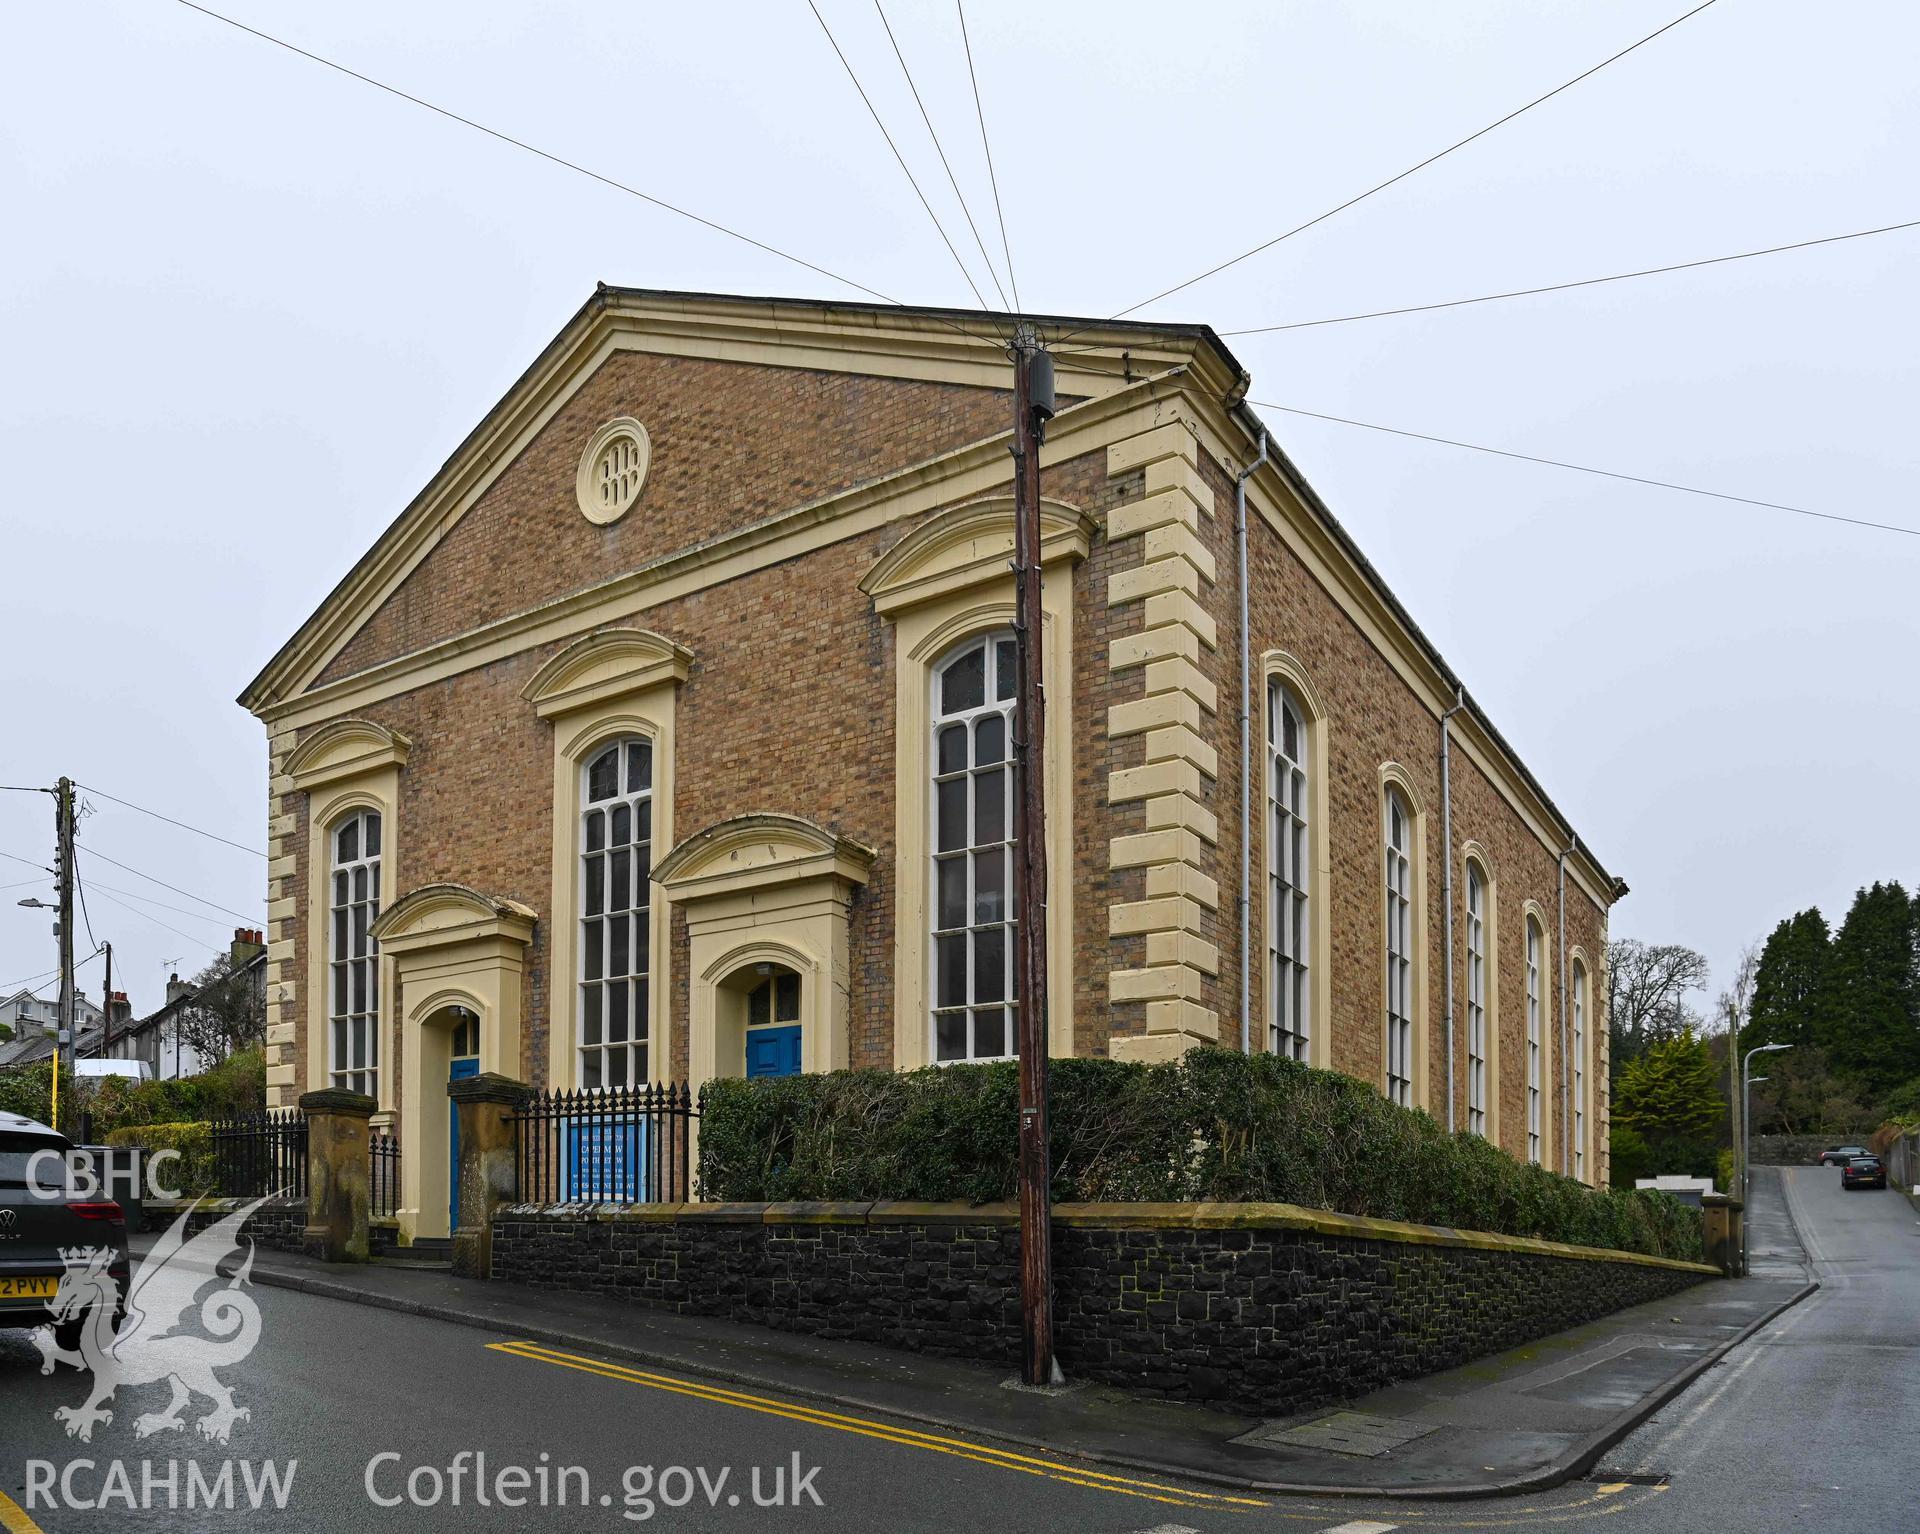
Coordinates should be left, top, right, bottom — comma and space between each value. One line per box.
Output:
247, 288, 1619, 1196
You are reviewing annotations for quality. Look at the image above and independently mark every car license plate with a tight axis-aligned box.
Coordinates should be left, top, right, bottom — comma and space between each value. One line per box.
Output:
0, 1276, 59, 1301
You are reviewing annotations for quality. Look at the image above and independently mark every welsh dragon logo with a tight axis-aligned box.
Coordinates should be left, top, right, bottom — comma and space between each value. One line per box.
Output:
32, 1197, 268, 1444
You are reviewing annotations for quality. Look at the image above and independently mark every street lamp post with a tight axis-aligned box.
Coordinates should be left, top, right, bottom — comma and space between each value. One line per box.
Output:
1741, 1041, 1791, 1274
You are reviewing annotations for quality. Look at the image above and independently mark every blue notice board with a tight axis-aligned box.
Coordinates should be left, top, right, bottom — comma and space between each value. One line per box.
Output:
564, 1115, 651, 1202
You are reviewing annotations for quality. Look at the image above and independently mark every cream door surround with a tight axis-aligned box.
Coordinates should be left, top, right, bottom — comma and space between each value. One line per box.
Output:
525, 626, 691, 1093
285, 718, 410, 1112
861, 496, 1091, 1069
367, 883, 535, 1243
654, 813, 875, 1105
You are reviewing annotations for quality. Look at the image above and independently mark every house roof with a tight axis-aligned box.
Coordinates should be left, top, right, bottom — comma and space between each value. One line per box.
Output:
238, 286, 1622, 900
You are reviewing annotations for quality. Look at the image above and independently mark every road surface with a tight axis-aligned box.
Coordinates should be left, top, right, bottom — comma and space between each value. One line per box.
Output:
0, 1163, 1903, 1532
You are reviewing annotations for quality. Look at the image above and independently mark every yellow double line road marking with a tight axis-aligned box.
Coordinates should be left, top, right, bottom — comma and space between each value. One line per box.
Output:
487, 1340, 1270, 1512
0, 1490, 45, 1534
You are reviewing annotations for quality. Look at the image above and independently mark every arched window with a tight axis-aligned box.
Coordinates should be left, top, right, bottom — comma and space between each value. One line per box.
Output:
1267, 683, 1309, 1060
1572, 959, 1588, 1180
1383, 787, 1414, 1106
1525, 915, 1545, 1164
580, 737, 653, 1087
930, 631, 1018, 1063
1465, 862, 1488, 1136
328, 808, 381, 1096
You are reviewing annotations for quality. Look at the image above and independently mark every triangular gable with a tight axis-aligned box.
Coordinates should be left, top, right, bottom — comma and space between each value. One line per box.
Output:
238, 289, 1212, 716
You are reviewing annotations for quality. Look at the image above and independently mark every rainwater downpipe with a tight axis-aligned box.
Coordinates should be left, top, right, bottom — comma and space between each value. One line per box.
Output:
1558, 834, 1578, 1172
1235, 428, 1269, 1054
1438, 687, 1466, 1132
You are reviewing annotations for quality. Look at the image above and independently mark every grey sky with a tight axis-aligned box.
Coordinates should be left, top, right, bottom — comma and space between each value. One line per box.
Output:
3, 0, 1913, 1018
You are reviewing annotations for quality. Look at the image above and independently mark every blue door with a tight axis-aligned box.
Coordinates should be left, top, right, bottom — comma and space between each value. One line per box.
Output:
447, 1011, 481, 1229
745, 1025, 802, 1078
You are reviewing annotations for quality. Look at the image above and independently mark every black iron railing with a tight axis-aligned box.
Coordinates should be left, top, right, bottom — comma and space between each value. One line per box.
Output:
512, 1082, 695, 1205
208, 1109, 308, 1199
370, 1127, 402, 1218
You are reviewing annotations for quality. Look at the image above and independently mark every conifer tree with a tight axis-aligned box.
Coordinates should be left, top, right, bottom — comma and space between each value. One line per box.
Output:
1826, 881, 1920, 1094
1746, 908, 1832, 1051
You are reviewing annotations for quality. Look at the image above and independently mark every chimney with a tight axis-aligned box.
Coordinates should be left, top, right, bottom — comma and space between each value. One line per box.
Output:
107, 991, 133, 1029
166, 972, 193, 1007
230, 927, 267, 968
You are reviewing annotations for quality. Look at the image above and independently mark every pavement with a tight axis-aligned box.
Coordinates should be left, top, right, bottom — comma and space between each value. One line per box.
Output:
106, 1207, 1809, 1499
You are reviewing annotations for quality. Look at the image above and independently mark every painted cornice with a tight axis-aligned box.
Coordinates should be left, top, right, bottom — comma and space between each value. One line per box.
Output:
283, 718, 411, 792
654, 813, 876, 903
521, 627, 693, 720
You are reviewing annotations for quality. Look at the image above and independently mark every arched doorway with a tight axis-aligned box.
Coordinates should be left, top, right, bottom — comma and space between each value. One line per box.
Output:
722, 963, 803, 1079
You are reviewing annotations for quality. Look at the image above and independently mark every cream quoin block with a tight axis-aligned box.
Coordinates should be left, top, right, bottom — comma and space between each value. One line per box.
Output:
1103, 422, 1222, 1060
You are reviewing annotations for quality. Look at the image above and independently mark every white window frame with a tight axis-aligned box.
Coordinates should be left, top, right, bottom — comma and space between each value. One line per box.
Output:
327, 808, 382, 1097
577, 737, 654, 1089
1465, 862, 1488, 1136
1383, 788, 1414, 1107
1526, 916, 1544, 1164
1267, 682, 1310, 1061
928, 630, 1019, 1064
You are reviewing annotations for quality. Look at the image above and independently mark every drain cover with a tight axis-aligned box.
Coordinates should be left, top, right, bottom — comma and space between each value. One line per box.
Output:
1234, 1411, 1440, 1458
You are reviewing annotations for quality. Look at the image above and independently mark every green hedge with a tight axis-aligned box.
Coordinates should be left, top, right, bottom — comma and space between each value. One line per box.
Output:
698, 1048, 1703, 1262
103, 1122, 216, 1198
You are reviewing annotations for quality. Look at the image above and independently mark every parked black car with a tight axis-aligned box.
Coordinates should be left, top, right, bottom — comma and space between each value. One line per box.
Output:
1818, 1144, 1868, 1166
1841, 1154, 1887, 1190
0, 1111, 129, 1346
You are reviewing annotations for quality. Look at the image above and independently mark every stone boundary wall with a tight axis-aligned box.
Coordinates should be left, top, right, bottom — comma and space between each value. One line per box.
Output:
493, 1200, 1714, 1417
146, 1196, 307, 1254
1750, 1133, 1882, 1166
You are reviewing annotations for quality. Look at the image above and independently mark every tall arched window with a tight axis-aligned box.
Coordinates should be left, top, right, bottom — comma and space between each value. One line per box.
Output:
930, 631, 1018, 1063
1465, 862, 1488, 1136
328, 808, 381, 1096
580, 737, 653, 1087
1572, 959, 1588, 1180
1525, 915, 1545, 1163
1267, 683, 1310, 1060
1383, 787, 1414, 1106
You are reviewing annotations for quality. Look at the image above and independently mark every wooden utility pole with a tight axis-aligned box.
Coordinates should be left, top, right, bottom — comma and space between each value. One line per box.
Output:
1010, 324, 1058, 1387
52, 777, 76, 1134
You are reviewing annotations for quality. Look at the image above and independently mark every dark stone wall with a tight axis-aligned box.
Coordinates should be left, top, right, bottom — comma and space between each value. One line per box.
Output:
161, 1196, 307, 1255
492, 1206, 1709, 1417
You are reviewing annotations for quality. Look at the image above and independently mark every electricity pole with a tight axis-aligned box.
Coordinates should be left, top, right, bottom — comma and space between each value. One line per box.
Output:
1010, 324, 1059, 1388
53, 777, 76, 1134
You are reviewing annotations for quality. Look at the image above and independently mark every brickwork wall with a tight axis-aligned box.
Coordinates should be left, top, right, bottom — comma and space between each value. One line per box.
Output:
492, 1203, 1706, 1418
262, 342, 1616, 1181
321, 354, 1010, 684
1229, 453, 1611, 1176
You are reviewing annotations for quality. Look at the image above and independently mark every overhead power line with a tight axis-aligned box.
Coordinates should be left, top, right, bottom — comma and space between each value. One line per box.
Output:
1062, 0, 1720, 340
956, 0, 1019, 313
805, 0, 1000, 321
90, 888, 222, 952
170, 1, 1005, 351
75, 846, 262, 925
1245, 400, 1920, 540
873, 0, 1010, 310
80, 873, 238, 933
75, 782, 267, 858
0, 849, 52, 875
1217, 218, 1920, 335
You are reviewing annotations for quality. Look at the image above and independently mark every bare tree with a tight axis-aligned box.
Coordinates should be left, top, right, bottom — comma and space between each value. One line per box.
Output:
1606, 938, 1711, 1076
172, 954, 266, 1066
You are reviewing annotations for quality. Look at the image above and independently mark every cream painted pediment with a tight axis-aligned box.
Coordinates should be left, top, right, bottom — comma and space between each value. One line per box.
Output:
859, 498, 1094, 616
654, 814, 875, 903
284, 718, 411, 793
521, 627, 693, 720
368, 883, 536, 952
